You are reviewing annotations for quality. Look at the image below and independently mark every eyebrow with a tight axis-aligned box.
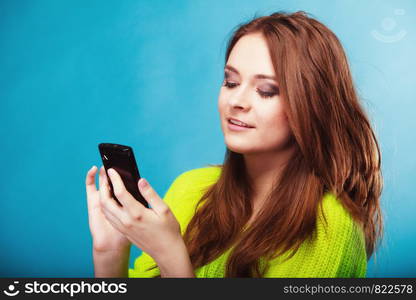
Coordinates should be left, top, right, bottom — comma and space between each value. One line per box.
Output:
224, 64, 277, 81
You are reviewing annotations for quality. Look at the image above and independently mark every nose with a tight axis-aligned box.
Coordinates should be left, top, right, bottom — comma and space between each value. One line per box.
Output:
228, 85, 251, 111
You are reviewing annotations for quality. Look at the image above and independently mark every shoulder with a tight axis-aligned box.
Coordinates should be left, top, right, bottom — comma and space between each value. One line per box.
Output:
165, 165, 222, 198
162, 165, 222, 231
265, 192, 367, 277
174, 165, 222, 186
317, 192, 359, 234
315, 192, 367, 276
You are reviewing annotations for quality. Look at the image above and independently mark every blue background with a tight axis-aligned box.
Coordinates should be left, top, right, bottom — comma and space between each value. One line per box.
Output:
1, 0, 415, 277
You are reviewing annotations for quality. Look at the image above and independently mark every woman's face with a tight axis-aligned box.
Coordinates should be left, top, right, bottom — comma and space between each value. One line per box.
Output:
218, 32, 293, 155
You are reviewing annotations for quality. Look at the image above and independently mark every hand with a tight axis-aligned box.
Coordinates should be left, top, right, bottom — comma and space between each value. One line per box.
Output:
85, 166, 131, 253
102, 168, 184, 265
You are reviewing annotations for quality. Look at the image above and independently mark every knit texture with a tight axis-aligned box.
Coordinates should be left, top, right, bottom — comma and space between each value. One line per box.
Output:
128, 166, 367, 278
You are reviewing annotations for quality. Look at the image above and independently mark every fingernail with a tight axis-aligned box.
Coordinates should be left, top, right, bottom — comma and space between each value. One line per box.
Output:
139, 178, 147, 188
108, 168, 115, 176
91, 165, 96, 171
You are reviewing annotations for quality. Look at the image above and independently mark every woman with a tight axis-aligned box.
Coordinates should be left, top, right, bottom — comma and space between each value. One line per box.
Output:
86, 11, 383, 278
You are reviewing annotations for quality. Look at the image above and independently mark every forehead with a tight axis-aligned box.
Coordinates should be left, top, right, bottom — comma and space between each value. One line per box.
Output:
226, 33, 276, 77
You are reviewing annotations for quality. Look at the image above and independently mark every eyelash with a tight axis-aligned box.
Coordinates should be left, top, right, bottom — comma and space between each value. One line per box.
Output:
222, 80, 279, 99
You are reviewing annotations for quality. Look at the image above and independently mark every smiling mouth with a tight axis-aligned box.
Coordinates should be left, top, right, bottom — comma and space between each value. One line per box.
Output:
227, 120, 255, 131
227, 118, 255, 128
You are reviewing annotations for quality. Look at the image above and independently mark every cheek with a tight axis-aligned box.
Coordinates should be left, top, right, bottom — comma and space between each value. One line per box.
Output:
217, 94, 227, 114
259, 111, 292, 143
261, 103, 288, 128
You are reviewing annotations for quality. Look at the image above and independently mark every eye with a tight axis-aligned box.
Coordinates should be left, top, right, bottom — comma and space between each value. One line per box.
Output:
257, 88, 279, 99
223, 80, 239, 89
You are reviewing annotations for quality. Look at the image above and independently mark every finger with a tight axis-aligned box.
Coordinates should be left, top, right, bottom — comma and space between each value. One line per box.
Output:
86, 166, 99, 212
85, 165, 98, 195
100, 188, 137, 232
98, 166, 112, 199
137, 178, 170, 216
100, 203, 126, 234
107, 168, 146, 216
99, 166, 127, 220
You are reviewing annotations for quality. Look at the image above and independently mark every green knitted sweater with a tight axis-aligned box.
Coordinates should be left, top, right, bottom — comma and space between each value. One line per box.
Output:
128, 166, 367, 278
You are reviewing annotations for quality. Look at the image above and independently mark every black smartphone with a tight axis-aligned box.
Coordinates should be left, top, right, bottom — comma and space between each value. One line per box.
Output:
98, 143, 148, 208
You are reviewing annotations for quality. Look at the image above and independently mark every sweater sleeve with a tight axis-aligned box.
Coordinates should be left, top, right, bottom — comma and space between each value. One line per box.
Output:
264, 193, 367, 278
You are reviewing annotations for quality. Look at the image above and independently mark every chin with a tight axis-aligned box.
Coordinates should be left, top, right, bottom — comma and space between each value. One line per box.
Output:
225, 143, 256, 155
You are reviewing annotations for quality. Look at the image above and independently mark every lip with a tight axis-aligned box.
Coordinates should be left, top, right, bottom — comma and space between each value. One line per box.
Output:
227, 117, 255, 128
226, 117, 255, 131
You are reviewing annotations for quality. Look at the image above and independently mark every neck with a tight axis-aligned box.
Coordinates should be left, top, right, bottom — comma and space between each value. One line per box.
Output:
243, 145, 295, 203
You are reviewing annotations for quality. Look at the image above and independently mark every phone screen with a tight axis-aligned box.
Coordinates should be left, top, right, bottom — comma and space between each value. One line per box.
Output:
98, 143, 148, 208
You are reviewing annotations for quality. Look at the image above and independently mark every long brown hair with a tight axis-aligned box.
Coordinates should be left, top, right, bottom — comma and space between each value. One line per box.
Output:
165, 11, 383, 277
